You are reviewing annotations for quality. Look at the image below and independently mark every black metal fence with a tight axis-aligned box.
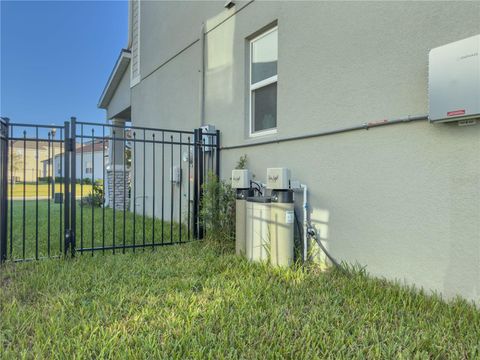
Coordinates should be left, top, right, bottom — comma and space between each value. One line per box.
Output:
0, 118, 219, 263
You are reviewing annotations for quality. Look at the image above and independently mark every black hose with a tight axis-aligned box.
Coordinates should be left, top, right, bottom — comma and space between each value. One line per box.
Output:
293, 210, 304, 262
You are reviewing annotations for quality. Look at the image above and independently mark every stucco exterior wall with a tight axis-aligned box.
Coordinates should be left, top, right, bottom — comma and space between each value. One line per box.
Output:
128, 1, 480, 303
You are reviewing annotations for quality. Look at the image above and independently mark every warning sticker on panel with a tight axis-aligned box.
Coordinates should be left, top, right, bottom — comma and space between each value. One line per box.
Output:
285, 211, 294, 224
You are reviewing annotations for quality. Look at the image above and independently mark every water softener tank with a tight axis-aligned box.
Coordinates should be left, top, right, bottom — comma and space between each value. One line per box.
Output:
270, 190, 294, 267
235, 188, 253, 256
246, 196, 271, 262
231, 169, 252, 256
267, 168, 294, 267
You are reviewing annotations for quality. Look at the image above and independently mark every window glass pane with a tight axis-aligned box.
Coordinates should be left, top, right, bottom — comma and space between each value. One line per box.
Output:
251, 29, 277, 84
253, 82, 277, 132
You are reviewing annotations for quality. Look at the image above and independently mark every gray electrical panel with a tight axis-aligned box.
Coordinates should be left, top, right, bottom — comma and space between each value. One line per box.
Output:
428, 34, 480, 123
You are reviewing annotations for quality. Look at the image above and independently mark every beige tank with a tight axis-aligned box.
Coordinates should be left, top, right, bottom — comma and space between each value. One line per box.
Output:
269, 191, 294, 267
246, 197, 271, 262
236, 199, 247, 256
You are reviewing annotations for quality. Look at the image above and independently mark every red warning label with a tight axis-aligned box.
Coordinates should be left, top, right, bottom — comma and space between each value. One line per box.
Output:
447, 109, 466, 117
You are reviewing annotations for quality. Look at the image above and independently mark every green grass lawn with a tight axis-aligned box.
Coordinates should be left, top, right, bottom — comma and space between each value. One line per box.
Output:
6, 200, 187, 261
1, 241, 479, 358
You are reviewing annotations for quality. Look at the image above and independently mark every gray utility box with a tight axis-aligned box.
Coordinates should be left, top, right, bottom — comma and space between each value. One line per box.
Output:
428, 34, 480, 123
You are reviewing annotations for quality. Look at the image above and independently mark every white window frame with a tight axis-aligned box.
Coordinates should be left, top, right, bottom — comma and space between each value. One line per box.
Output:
249, 26, 278, 137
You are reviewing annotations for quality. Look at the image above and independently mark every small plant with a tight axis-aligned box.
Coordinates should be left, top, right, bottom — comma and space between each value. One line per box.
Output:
235, 154, 247, 169
81, 180, 104, 207
200, 172, 235, 244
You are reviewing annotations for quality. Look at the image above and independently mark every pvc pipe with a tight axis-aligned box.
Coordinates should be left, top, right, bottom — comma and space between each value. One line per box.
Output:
300, 184, 308, 262
221, 114, 429, 150
199, 23, 206, 126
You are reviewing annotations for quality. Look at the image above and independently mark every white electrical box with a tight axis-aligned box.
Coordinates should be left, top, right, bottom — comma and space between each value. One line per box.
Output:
429, 34, 480, 123
266, 168, 291, 190
200, 124, 216, 152
171, 166, 181, 184
231, 169, 250, 189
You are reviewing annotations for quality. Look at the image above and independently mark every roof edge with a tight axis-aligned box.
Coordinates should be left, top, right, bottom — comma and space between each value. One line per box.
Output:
98, 49, 131, 109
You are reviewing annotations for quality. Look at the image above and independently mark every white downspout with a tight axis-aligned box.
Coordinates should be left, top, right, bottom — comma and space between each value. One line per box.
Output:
199, 23, 206, 126
301, 184, 308, 262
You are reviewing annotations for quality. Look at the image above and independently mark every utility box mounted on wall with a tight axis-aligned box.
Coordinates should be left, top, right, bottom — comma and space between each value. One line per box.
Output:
429, 34, 480, 123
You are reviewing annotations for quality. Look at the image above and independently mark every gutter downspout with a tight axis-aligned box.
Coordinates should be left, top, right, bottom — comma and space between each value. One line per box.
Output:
301, 184, 308, 262
199, 23, 206, 127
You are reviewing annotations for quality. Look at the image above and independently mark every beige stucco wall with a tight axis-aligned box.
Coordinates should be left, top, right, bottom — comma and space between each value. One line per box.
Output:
126, 1, 480, 303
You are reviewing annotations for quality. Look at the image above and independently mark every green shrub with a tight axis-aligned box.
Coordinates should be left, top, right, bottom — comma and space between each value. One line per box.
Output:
81, 180, 104, 207
200, 172, 235, 244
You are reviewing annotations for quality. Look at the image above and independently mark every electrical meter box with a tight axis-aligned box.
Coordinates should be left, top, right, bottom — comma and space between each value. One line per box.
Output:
429, 34, 480, 123
266, 168, 291, 190
200, 124, 216, 151
231, 169, 250, 189
170, 166, 181, 184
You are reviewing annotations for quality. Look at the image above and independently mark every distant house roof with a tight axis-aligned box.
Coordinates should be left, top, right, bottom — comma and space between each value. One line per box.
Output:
52, 140, 108, 160
98, 49, 131, 109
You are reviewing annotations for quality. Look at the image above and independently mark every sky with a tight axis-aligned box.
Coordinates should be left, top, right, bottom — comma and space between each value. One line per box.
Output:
1, 0, 128, 126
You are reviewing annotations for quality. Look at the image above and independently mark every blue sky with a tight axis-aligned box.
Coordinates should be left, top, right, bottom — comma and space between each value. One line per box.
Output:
1, 0, 128, 125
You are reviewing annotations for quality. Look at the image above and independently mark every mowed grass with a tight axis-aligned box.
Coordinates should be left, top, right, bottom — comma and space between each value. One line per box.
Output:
0, 241, 479, 358
8, 183, 93, 198
6, 200, 188, 261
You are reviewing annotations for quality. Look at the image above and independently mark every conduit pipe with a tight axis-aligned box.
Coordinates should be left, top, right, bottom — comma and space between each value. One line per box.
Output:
221, 114, 429, 150
300, 184, 308, 262
199, 23, 206, 126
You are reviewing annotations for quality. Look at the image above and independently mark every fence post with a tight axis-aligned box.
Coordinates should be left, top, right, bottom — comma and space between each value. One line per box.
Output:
193, 129, 199, 239
0, 118, 9, 263
70, 118, 76, 257
64, 121, 71, 256
215, 129, 220, 179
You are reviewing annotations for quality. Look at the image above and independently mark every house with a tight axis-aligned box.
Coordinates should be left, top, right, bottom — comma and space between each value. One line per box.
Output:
9, 140, 61, 182
98, 1, 480, 303
51, 140, 108, 182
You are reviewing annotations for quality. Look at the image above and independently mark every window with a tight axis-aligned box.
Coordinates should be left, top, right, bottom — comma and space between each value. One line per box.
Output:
85, 161, 92, 174
249, 26, 278, 136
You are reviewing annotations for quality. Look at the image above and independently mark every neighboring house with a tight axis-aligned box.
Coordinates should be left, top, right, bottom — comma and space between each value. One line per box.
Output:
9, 140, 61, 182
98, 1, 480, 303
52, 140, 108, 182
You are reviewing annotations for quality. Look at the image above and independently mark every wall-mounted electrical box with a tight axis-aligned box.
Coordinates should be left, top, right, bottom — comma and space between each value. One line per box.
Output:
231, 169, 250, 189
266, 168, 291, 190
171, 166, 181, 184
200, 124, 216, 151
429, 34, 480, 123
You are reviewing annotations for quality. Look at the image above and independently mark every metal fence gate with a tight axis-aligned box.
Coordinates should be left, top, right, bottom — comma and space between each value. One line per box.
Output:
0, 117, 219, 263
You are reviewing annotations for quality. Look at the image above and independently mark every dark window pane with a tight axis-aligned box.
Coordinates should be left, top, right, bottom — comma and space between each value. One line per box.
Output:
253, 82, 277, 132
